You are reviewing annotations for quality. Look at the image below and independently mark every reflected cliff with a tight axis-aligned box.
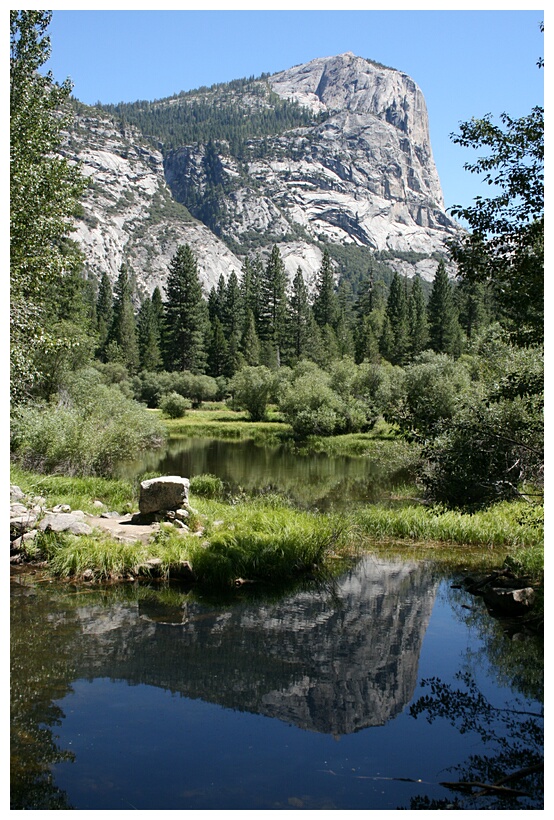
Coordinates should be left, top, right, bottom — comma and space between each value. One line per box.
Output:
48, 557, 438, 735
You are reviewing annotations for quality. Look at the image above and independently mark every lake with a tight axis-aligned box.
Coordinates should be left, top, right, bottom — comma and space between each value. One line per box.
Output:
119, 435, 415, 510
11, 557, 543, 810
11, 436, 543, 810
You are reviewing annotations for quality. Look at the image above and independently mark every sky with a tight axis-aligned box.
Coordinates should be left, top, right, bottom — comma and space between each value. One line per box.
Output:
40, 4, 544, 214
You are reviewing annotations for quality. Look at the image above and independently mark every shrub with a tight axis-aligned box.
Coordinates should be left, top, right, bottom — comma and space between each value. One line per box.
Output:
190, 473, 224, 499
160, 392, 191, 419
228, 365, 275, 421
10, 370, 165, 477
386, 352, 471, 440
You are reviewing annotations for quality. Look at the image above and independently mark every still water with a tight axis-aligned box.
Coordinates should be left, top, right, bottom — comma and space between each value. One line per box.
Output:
11, 556, 543, 810
120, 435, 415, 510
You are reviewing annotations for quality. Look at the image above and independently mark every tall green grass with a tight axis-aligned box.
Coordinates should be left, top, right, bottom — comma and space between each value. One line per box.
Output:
353, 500, 543, 550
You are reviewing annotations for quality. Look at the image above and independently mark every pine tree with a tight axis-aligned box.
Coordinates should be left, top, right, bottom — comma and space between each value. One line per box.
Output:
428, 260, 462, 356
382, 271, 409, 364
163, 244, 207, 373
207, 316, 228, 377
95, 272, 113, 358
456, 278, 490, 340
287, 267, 312, 363
137, 297, 162, 372
240, 255, 262, 330
258, 245, 287, 367
222, 269, 242, 339
240, 309, 261, 366
106, 264, 139, 373
408, 274, 429, 358
312, 249, 338, 330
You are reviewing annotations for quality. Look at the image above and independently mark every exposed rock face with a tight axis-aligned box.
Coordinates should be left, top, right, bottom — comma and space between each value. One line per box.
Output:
164, 53, 460, 282
64, 53, 461, 295
65, 111, 243, 297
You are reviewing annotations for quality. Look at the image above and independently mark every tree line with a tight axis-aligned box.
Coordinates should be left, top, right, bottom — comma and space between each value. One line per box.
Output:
93, 244, 489, 381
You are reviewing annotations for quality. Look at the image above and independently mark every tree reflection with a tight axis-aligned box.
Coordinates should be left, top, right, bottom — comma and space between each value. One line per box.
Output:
407, 670, 543, 809
10, 580, 76, 809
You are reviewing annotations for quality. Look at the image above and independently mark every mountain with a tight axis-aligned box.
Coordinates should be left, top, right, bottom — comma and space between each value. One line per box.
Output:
65, 52, 461, 297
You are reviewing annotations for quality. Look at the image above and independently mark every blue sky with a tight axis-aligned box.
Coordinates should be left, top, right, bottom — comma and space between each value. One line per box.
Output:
42, 5, 544, 213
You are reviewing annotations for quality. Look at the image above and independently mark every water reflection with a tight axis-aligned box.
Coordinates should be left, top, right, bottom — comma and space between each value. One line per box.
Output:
68, 558, 437, 735
10, 557, 543, 810
120, 437, 414, 510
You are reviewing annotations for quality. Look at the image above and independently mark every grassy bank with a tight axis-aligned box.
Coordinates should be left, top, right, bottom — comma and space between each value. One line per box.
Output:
11, 466, 543, 588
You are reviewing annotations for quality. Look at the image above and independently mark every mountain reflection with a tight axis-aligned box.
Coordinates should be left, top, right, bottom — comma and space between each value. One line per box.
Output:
71, 557, 438, 735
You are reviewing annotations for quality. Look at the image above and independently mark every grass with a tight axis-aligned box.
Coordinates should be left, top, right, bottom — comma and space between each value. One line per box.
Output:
10, 465, 137, 514
11, 447, 543, 588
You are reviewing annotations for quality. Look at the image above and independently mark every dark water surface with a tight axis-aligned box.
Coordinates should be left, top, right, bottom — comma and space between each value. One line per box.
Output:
119, 435, 415, 510
11, 557, 543, 810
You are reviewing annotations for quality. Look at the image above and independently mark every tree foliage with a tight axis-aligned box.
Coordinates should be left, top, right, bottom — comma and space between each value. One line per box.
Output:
10, 10, 86, 402
449, 105, 543, 344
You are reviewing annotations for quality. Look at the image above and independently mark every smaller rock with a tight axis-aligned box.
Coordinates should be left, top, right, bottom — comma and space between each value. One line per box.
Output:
39, 513, 93, 536
11, 530, 38, 552
10, 485, 25, 501
10, 513, 39, 539
52, 504, 71, 513
175, 509, 189, 521
483, 586, 536, 615
11, 503, 29, 516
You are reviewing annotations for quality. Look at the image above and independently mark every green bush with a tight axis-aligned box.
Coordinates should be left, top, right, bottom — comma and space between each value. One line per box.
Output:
10, 371, 165, 477
386, 352, 471, 440
190, 473, 225, 499
228, 365, 275, 421
159, 391, 191, 419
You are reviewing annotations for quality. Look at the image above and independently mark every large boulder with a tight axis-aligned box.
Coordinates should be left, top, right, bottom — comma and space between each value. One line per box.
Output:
139, 476, 190, 515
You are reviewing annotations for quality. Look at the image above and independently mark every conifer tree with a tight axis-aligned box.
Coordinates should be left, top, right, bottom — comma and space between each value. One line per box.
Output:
240, 309, 261, 366
163, 244, 207, 373
408, 274, 429, 358
95, 271, 113, 358
240, 255, 262, 330
288, 267, 312, 363
222, 270, 242, 338
382, 271, 409, 364
106, 263, 139, 373
312, 249, 338, 330
258, 245, 287, 367
207, 316, 228, 377
137, 297, 162, 372
428, 260, 462, 356
456, 278, 490, 340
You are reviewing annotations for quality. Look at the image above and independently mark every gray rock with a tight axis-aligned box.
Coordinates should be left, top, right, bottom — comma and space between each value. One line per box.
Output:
10, 503, 30, 517
139, 476, 190, 515
10, 513, 39, 539
11, 530, 38, 552
39, 513, 93, 536
483, 586, 536, 615
10, 485, 25, 501
52, 504, 72, 513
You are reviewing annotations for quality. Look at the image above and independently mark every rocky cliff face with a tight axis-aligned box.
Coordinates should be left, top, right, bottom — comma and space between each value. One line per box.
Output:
64, 109, 243, 298
65, 53, 460, 296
